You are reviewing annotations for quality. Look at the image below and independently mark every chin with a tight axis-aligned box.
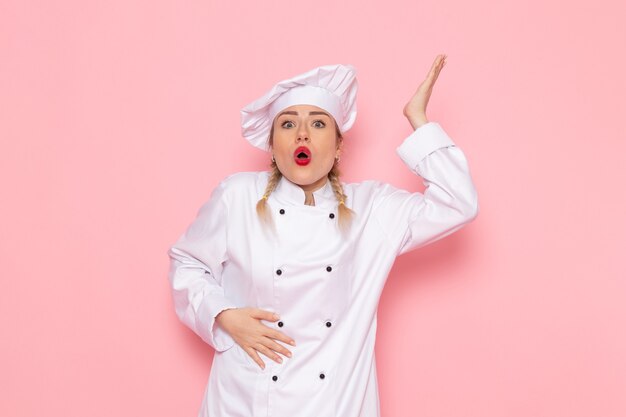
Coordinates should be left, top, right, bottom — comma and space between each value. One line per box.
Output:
285, 171, 324, 186
285, 174, 312, 186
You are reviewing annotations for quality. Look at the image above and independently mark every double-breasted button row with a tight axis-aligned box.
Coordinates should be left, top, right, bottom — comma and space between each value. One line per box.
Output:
274, 320, 331, 328
271, 373, 326, 381
277, 208, 335, 219
276, 265, 334, 276
272, 261, 336, 386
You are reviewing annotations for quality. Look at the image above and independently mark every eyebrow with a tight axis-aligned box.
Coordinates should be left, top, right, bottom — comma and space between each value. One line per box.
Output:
277, 110, 331, 118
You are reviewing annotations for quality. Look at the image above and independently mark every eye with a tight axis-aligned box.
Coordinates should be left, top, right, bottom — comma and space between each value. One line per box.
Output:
281, 120, 295, 128
312, 120, 326, 128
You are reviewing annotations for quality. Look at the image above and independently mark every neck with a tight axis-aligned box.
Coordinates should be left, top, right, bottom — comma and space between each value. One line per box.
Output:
299, 176, 328, 206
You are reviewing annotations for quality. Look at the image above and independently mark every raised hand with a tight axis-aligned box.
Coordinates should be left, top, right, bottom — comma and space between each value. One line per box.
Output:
403, 54, 447, 130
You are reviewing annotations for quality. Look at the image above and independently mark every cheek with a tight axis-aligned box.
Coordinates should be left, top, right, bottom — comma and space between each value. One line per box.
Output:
272, 135, 290, 155
319, 147, 337, 167
322, 136, 338, 158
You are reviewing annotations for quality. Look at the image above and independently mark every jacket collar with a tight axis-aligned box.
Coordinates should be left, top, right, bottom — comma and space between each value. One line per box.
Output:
272, 174, 337, 209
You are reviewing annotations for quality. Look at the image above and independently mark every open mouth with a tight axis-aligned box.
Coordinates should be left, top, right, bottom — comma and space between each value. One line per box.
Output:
294, 146, 311, 165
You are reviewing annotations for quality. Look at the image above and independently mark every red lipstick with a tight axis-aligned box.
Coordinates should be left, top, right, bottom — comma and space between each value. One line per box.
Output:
294, 146, 311, 166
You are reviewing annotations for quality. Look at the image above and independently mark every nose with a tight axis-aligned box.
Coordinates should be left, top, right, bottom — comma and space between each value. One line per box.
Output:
297, 124, 310, 142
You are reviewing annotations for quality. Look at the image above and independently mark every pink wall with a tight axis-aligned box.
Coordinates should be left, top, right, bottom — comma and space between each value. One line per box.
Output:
2, 1, 625, 416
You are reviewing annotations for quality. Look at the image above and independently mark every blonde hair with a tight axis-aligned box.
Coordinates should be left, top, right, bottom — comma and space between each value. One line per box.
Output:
256, 122, 355, 235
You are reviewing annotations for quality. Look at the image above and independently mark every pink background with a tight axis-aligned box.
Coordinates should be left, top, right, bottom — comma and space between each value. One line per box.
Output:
1, 0, 625, 416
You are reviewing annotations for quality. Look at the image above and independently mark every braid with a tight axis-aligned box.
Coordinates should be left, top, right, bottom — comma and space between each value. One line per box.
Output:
256, 159, 282, 231
328, 162, 355, 234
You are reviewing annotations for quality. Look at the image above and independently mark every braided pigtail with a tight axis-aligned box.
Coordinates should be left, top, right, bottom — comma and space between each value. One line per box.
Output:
256, 158, 282, 232
328, 161, 355, 235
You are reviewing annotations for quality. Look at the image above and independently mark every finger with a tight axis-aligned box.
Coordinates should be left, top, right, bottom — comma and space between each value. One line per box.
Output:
263, 336, 293, 358
244, 346, 267, 370
254, 342, 284, 364
253, 308, 280, 322
427, 57, 443, 82
435, 54, 445, 70
434, 54, 445, 68
437, 55, 446, 70
431, 55, 446, 81
265, 327, 296, 347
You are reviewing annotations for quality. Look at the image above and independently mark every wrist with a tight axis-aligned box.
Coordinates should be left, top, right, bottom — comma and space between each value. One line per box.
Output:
216, 307, 236, 323
408, 115, 429, 130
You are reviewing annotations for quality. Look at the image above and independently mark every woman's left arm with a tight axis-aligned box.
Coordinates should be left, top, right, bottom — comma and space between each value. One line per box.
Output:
372, 55, 479, 256
378, 122, 478, 256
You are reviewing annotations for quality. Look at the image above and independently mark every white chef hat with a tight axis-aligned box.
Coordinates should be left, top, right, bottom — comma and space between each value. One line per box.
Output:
240, 64, 358, 152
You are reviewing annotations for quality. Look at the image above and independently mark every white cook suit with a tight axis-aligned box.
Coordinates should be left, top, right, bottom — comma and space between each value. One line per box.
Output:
167, 121, 479, 417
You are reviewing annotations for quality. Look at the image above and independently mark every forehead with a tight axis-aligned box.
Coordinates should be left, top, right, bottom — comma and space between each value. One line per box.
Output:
277, 104, 330, 116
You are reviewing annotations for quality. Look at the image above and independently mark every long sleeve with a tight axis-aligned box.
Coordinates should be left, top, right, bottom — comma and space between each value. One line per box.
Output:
373, 122, 479, 256
167, 179, 238, 352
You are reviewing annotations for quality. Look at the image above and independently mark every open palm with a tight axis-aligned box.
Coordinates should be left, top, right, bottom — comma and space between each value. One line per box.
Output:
403, 54, 447, 129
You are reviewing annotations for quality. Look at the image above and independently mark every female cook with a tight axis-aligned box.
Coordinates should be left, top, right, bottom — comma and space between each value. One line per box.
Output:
167, 54, 479, 417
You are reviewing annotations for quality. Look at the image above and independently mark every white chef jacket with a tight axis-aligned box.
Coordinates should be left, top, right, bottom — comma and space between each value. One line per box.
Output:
167, 121, 479, 417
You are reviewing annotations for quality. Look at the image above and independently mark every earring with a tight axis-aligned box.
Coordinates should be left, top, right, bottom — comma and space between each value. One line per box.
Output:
271, 154, 275, 163
335, 155, 341, 163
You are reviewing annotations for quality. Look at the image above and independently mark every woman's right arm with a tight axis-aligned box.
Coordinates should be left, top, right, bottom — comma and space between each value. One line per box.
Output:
167, 180, 239, 352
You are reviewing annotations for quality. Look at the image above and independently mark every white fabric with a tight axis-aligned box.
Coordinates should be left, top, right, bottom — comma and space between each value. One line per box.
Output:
168, 122, 479, 417
240, 64, 358, 152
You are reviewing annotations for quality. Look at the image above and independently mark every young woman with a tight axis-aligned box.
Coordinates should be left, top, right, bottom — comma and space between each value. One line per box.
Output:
168, 54, 478, 417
